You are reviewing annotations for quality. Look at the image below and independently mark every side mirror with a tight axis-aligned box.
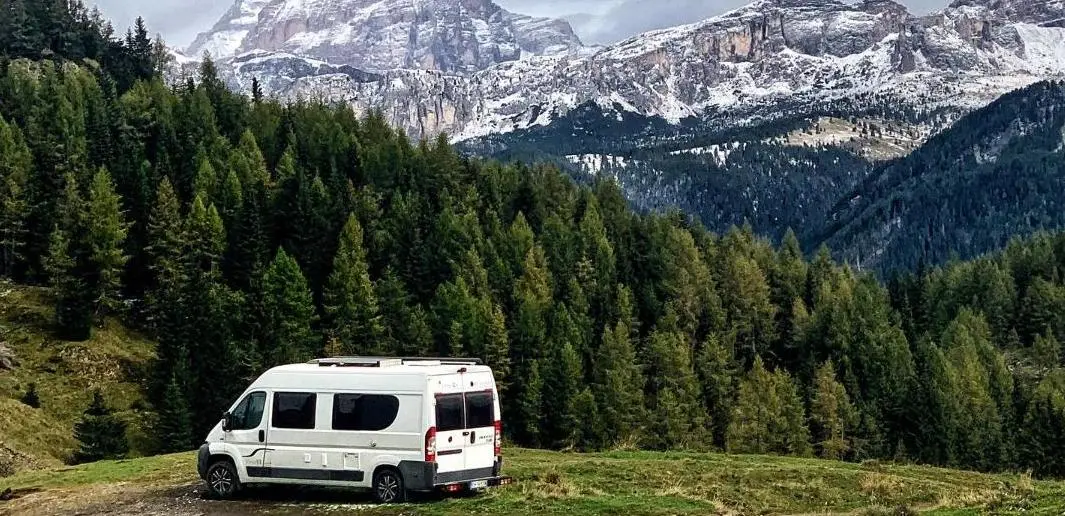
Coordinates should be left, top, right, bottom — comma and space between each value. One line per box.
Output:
222, 412, 233, 432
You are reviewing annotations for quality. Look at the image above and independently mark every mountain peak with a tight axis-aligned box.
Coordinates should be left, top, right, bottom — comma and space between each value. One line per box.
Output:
189, 0, 584, 73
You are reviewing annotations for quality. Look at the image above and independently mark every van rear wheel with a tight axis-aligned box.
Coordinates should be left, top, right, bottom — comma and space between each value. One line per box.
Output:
372, 468, 406, 504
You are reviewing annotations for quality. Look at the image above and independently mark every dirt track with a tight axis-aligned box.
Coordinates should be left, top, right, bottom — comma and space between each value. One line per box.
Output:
1, 482, 404, 516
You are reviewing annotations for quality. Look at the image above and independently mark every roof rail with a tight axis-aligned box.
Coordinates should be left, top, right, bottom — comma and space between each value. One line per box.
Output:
308, 356, 483, 367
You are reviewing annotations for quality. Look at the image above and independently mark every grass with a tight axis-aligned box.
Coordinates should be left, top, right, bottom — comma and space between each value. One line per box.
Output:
0, 283, 158, 471
4, 448, 1065, 515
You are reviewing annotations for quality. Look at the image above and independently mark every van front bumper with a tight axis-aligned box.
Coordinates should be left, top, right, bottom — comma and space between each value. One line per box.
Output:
399, 457, 512, 492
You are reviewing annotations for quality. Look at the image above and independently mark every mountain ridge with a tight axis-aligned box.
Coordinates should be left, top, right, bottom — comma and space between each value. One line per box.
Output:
169, 0, 1065, 143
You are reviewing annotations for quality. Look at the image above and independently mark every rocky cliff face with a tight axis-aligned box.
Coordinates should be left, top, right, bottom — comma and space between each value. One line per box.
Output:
186, 0, 584, 74
175, 0, 1065, 142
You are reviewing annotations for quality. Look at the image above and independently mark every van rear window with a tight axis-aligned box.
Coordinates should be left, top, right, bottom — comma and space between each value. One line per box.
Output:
332, 394, 400, 431
435, 394, 464, 432
465, 391, 494, 428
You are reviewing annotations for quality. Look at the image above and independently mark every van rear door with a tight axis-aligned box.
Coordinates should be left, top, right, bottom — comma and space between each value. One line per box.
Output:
433, 392, 466, 475
461, 371, 497, 473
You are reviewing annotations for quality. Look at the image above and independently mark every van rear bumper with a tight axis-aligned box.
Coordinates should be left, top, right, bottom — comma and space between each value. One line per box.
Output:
399, 457, 511, 491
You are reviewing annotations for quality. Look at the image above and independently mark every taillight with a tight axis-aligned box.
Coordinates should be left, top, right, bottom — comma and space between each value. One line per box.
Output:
425, 426, 437, 462
493, 420, 502, 456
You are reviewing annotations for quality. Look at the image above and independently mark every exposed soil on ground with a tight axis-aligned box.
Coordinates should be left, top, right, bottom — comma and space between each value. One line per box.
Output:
0, 482, 403, 516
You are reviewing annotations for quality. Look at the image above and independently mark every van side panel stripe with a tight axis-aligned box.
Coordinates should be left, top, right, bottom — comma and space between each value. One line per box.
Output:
246, 467, 364, 482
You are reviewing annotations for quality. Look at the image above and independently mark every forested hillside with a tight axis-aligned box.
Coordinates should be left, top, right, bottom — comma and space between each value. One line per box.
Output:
3, 2, 1065, 483
818, 80, 1065, 272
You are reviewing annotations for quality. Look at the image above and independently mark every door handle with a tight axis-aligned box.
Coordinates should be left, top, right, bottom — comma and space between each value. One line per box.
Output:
258, 430, 265, 443
470, 431, 476, 444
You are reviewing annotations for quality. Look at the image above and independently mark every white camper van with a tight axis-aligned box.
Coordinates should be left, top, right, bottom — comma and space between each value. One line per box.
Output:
196, 357, 512, 503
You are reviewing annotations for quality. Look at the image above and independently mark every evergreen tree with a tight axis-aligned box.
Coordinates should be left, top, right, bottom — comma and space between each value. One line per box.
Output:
645, 309, 705, 450
1019, 369, 1065, 477
1033, 330, 1061, 368
695, 332, 737, 449
0, 117, 31, 277
727, 356, 811, 456
20, 382, 40, 408
156, 370, 193, 453
323, 214, 382, 355
810, 360, 858, 460
542, 332, 583, 449
72, 390, 128, 463
376, 267, 432, 356
260, 248, 318, 365
85, 167, 128, 317
593, 285, 645, 447
44, 174, 92, 340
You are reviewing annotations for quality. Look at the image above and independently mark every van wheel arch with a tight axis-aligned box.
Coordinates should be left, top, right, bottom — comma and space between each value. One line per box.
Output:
371, 465, 407, 503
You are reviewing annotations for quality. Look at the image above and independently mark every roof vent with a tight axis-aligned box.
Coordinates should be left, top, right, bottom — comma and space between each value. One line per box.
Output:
310, 357, 403, 368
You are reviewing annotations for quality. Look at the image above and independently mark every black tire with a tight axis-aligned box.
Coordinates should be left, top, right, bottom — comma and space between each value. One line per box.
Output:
205, 460, 241, 499
372, 468, 406, 504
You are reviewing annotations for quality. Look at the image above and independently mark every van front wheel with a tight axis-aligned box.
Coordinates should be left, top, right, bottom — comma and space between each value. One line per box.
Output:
372, 468, 406, 504
206, 460, 241, 499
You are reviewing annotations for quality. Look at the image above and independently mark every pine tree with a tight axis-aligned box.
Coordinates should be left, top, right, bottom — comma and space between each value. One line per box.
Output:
542, 334, 583, 449
645, 309, 705, 450
73, 390, 128, 463
0, 117, 31, 277
375, 267, 432, 356
727, 356, 812, 456
85, 167, 128, 318
515, 359, 544, 447
695, 332, 737, 449
810, 360, 858, 460
44, 174, 92, 340
1033, 330, 1061, 368
1019, 369, 1065, 477
323, 214, 382, 355
156, 371, 193, 453
593, 285, 645, 447
20, 382, 40, 408
260, 248, 318, 365
485, 304, 511, 392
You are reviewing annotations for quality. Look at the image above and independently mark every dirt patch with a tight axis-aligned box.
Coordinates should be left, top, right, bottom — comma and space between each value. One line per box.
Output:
0, 342, 16, 371
0, 481, 414, 516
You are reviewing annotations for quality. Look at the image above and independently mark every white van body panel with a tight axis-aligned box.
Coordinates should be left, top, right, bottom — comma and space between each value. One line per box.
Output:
198, 358, 504, 493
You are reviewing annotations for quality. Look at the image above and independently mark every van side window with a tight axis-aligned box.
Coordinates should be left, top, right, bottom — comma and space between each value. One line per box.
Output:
332, 394, 400, 431
435, 394, 464, 432
231, 392, 267, 430
272, 392, 316, 429
465, 391, 494, 428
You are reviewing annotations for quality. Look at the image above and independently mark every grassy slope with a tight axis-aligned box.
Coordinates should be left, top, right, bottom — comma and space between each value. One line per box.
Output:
4, 449, 1065, 515
0, 283, 157, 472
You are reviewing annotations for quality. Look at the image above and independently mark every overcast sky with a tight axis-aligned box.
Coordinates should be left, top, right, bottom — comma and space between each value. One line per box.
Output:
89, 0, 950, 49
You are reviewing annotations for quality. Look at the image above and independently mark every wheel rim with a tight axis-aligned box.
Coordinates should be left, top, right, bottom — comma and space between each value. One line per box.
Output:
376, 473, 399, 502
209, 466, 234, 495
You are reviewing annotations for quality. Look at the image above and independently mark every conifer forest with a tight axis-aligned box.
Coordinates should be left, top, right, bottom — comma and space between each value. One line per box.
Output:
3, 0, 1065, 482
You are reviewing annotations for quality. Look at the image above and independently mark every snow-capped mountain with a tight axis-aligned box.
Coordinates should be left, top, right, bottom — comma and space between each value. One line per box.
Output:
177, 0, 1065, 142
185, 0, 585, 74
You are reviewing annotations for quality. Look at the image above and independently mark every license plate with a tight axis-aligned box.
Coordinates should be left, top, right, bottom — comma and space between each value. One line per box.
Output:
469, 480, 488, 489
